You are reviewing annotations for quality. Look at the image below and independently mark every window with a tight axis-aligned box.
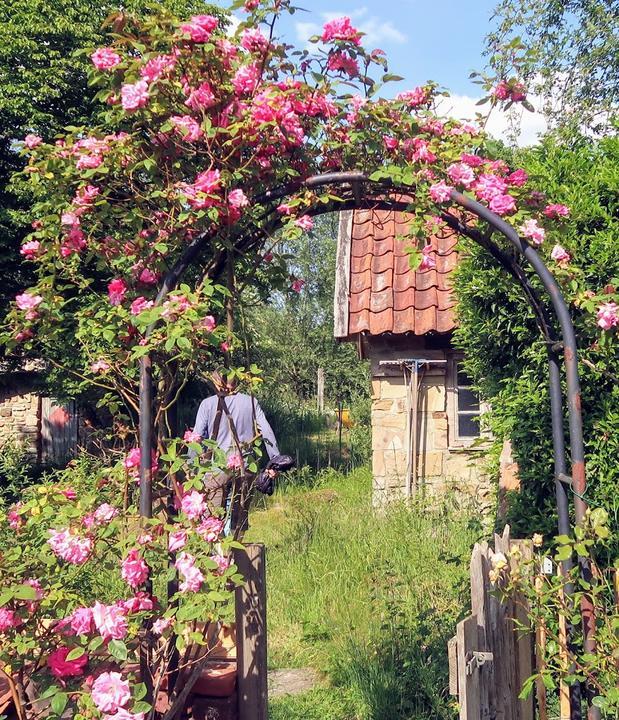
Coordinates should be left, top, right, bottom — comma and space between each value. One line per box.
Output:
448, 358, 485, 447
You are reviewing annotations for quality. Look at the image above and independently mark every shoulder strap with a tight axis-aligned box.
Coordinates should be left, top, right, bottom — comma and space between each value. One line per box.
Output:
202, 396, 224, 462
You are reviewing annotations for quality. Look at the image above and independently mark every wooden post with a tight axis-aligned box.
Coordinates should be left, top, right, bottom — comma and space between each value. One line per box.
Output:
557, 576, 571, 720
234, 544, 267, 720
456, 614, 481, 720
534, 576, 548, 720
317, 368, 324, 413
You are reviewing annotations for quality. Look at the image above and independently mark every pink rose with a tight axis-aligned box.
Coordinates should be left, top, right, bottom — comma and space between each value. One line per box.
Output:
170, 115, 203, 141
241, 27, 269, 53
520, 219, 546, 245
226, 452, 244, 470
291, 279, 305, 293
15, 292, 43, 312
61, 488, 77, 500
321, 17, 361, 45
175, 552, 204, 592
7, 504, 23, 531
232, 63, 260, 95
121, 549, 149, 589
108, 278, 127, 306
294, 215, 313, 231
184, 82, 216, 111
91, 48, 121, 71
418, 244, 436, 272
508, 169, 528, 186
197, 515, 224, 543
492, 80, 510, 100
383, 136, 398, 151
327, 51, 359, 76
597, 302, 619, 331
220, 341, 230, 352
183, 430, 202, 443
181, 490, 207, 521
447, 162, 476, 188
488, 194, 517, 216
429, 181, 454, 203
211, 553, 231, 575
48, 529, 93, 565
121, 80, 149, 112
180, 14, 218, 43
69, 607, 94, 635
168, 530, 188, 552
201, 315, 216, 332
0, 608, 21, 633
91, 359, 111, 373
121, 592, 153, 613
510, 83, 527, 102
228, 189, 248, 209
460, 153, 484, 168
91, 671, 131, 713
92, 602, 128, 641
130, 296, 154, 315
550, 244, 571, 266
474, 173, 507, 202
544, 204, 570, 219
20, 240, 41, 259
24, 134, 43, 149
138, 268, 158, 285
277, 203, 293, 215
152, 617, 173, 635
94, 503, 118, 525
140, 54, 176, 83
48, 647, 88, 679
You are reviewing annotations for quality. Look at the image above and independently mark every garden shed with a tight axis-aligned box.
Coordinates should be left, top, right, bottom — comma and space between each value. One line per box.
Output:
334, 206, 497, 506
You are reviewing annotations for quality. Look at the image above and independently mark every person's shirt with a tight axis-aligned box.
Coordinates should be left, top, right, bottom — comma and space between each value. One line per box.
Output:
192, 392, 280, 460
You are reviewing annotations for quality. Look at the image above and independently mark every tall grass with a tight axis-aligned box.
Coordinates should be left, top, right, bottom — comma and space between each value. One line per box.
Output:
246, 467, 484, 720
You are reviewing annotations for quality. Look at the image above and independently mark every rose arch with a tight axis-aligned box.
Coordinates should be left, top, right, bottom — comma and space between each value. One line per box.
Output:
3, 3, 613, 719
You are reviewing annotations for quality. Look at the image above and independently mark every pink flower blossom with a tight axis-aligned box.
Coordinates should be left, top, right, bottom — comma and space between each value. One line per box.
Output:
550, 244, 571, 266
197, 515, 224, 542
15, 293, 43, 312
228, 189, 248, 209
321, 17, 362, 45
181, 490, 207, 521
152, 617, 173, 635
244, 0, 259, 9
138, 268, 158, 285
180, 14, 218, 43
395, 87, 428, 107
108, 278, 127, 306
447, 162, 476, 188
410, 138, 436, 163
492, 81, 510, 101
91, 671, 131, 713
170, 115, 203, 141
91, 48, 122, 71
121, 81, 149, 112
429, 181, 454, 203
121, 592, 153, 613
92, 503, 117, 526
327, 51, 359, 76
61, 488, 77, 500
291, 279, 305, 293
383, 136, 398, 151
241, 28, 269, 53
175, 552, 204, 592
489, 194, 517, 215
232, 63, 260, 95
184, 82, 216, 111
24, 134, 43, 149
418, 244, 436, 272
168, 530, 188, 552
596, 302, 619, 331
263, 252, 273, 263
520, 219, 546, 245
226, 452, 244, 470
7, 504, 23, 531
20, 240, 41, 259
76, 153, 103, 170
211, 553, 231, 575
277, 203, 293, 215
474, 173, 507, 202
69, 607, 94, 635
48, 529, 93, 565
508, 169, 528, 187
140, 54, 176, 83
220, 341, 230, 352
121, 550, 149, 589
0, 609, 21, 633
92, 602, 128, 642
294, 215, 313, 231
74, 184, 100, 208
130, 296, 154, 315
202, 315, 216, 332
61, 210, 80, 227
460, 153, 484, 167
544, 204, 570, 219
48, 647, 88, 679
510, 83, 527, 102
183, 430, 202, 444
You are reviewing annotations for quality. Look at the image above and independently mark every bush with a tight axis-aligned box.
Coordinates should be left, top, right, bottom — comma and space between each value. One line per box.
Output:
0, 440, 37, 506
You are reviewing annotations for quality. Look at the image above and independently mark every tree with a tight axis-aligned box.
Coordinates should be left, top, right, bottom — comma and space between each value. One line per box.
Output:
485, 0, 619, 134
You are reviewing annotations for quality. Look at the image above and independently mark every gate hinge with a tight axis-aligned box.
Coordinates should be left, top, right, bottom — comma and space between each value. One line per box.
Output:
465, 651, 494, 675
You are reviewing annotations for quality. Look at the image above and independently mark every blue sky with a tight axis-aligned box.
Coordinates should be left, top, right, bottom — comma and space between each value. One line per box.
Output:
275, 0, 498, 97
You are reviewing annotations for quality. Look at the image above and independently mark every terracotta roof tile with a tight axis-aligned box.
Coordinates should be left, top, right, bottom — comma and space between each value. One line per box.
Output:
346, 208, 459, 336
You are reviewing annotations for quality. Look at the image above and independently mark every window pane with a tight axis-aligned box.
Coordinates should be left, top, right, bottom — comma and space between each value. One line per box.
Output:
458, 413, 480, 438
458, 388, 480, 412
457, 369, 472, 386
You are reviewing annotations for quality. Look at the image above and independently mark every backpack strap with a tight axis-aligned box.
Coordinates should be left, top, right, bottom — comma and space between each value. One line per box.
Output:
202, 396, 225, 462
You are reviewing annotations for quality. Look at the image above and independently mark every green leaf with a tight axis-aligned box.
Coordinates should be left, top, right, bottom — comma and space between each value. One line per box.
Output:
51, 692, 68, 716
13, 584, 37, 600
108, 639, 128, 661
65, 647, 85, 661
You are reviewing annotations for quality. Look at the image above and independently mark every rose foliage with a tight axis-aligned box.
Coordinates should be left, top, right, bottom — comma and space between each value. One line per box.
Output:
0, 0, 616, 717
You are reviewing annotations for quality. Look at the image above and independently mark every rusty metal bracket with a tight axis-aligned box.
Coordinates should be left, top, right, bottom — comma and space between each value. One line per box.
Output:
465, 651, 494, 675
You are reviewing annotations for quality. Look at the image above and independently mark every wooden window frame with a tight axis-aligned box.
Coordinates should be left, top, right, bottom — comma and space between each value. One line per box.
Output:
446, 355, 490, 449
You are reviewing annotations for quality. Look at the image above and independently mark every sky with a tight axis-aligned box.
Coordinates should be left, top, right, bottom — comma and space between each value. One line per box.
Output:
229, 1, 548, 145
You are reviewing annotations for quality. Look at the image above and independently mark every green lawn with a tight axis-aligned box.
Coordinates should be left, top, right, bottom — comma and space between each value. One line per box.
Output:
246, 467, 484, 720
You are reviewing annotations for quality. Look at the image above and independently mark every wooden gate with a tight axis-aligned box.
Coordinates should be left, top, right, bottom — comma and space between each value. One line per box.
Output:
449, 526, 534, 720
40, 398, 78, 464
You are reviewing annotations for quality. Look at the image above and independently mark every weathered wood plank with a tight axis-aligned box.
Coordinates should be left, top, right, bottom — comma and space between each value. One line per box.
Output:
234, 544, 267, 720
557, 577, 571, 720
510, 540, 534, 720
456, 615, 480, 720
448, 636, 458, 696
534, 576, 548, 720
333, 210, 353, 338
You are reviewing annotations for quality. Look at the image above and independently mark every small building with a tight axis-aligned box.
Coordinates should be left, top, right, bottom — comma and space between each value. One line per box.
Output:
334, 206, 494, 506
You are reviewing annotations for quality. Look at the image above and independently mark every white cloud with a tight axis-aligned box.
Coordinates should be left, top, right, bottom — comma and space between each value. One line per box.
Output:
437, 93, 548, 147
294, 7, 407, 49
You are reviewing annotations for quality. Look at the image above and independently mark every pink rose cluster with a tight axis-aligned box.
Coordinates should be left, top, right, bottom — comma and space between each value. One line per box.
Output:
0, 608, 21, 633
123, 447, 158, 477
47, 646, 88, 679
175, 552, 205, 592
492, 80, 527, 103
321, 17, 362, 45
121, 549, 150, 589
48, 529, 93, 565
15, 292, 43, 321
180, 14, 218, 43
597, 302, 619, 331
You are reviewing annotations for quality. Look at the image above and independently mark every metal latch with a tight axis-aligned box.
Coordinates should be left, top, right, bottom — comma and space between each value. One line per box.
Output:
465, 651, 494, 675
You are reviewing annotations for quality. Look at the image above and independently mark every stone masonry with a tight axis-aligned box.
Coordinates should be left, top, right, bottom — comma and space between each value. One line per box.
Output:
0, 387, 40, 456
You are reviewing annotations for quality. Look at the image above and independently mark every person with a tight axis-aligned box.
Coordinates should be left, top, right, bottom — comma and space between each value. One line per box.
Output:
190, 371, 280, 532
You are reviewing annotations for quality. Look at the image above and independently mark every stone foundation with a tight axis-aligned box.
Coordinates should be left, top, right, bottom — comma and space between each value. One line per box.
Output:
0, 386, 40, 456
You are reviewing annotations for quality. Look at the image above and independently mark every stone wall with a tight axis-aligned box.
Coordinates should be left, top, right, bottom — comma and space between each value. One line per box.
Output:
366, 336, 493, 509
0, 386, 40, 456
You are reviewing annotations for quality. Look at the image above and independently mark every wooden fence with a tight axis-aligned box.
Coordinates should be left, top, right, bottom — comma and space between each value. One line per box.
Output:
449, 526, 535, 720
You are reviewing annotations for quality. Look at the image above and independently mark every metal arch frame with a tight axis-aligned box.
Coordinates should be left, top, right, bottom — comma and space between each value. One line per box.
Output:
138, 171, 596, 719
